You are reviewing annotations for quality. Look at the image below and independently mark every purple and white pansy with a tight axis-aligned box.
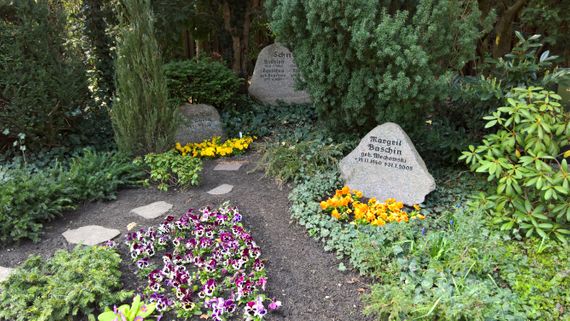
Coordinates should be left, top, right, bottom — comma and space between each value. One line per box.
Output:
125, 204, 281, 321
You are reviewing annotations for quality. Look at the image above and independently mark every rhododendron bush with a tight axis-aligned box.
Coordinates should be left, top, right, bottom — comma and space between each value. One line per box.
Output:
125, 204, 280, 321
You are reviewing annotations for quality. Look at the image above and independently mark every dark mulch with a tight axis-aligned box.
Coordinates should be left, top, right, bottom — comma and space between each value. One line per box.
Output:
0, 150, 373, 321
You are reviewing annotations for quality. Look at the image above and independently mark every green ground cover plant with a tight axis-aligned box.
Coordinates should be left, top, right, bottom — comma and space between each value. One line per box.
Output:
289, 169, 569, 320
257, 139, 350, 186
221, 102, 318, 139
0, 150, 142, 243
134, 150, 202, 191
0, 246, 131, 321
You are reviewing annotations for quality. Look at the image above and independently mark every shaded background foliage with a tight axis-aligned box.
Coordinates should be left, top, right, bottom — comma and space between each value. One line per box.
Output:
0, 0, 90, 151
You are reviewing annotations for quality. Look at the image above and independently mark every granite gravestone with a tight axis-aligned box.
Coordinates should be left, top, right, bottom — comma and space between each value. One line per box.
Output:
175, 103, 224, 145
339, 122, 435, 205
248, 43, 311, 105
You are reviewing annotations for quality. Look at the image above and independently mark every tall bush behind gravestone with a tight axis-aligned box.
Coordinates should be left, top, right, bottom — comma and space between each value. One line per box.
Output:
265, 0, 482, 131
111, 0, 177, 155
0, 0, 89, 150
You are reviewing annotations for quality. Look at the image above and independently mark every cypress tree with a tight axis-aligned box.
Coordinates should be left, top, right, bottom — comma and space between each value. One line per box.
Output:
111, 0, 177, 155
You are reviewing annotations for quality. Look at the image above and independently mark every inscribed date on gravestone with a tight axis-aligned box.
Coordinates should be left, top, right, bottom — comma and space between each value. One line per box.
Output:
339, 122, 435, 205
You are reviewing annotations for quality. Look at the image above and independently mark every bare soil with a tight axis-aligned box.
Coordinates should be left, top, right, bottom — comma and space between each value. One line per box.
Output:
0, 150, 373, 321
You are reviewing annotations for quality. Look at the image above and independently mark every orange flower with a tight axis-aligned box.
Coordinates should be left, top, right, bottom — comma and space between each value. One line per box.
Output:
341, 186, 350, 195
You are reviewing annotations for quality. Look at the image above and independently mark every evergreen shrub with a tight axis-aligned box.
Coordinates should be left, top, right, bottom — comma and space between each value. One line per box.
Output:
266, 0, 482, 130
164, 58, 242, 108
111, 0, 177, 155
0, 0, 89, 150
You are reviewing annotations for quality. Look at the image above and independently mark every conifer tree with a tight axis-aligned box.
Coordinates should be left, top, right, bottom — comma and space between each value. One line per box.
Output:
111, 0, 177, 155
266, 0, 482, 131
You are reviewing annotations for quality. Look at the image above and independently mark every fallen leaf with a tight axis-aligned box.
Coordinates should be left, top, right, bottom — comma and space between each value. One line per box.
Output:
127, 222, 137, 231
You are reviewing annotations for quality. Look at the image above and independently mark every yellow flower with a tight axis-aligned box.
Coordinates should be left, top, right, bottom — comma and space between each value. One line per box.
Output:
353, 202, 368, 220
371, 218, 385, 226
331, 209, 341, 220
413, 204, 421, 211
320, 201, 328, 210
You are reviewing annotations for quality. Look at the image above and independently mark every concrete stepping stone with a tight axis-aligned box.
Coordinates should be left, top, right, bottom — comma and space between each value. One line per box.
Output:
0, 266, 14, 283
208, 184, 234, 195
131, 201, 173, 219
214, 161, 247, 171
62, 225, 120, 246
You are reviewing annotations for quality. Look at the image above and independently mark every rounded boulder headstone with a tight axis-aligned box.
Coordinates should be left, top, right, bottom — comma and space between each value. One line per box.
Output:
339, 122, 436, 205
248, 43, 311, 105
175, 103, 224, 145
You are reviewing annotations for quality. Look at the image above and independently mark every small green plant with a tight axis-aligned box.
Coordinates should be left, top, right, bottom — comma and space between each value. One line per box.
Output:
163, 58, 242, 108
0, 150, 142, 243
98, 295, 157, 321
0, 246, 131, 321
460, 86, 570, 241
135, 150, 202, 191
258, 139, 350, 185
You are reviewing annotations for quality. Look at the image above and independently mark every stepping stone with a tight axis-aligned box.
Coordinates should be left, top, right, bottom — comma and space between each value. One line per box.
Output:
0, 266, 14, 283
62, 225, 120, 246
207, 184, 234, 195
131, 201, 173, 219
214, 161, 247, 171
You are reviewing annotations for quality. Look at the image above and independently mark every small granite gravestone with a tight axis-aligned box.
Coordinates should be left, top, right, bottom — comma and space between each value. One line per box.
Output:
248, 43, 311, 105
339, 122, 435, 205
175, 103, 224, 145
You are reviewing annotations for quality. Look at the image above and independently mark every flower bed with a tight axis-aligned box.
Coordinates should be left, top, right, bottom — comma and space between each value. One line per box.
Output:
125, 204, 280, 321
175, 136, 255, 158
320, 186, 425, 226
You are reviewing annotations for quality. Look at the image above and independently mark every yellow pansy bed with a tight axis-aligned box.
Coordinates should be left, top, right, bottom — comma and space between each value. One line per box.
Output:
175, 136, 255, 158
320, 186, 424, 226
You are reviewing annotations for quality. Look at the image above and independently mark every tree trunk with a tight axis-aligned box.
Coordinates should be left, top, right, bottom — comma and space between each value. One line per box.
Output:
222, 1, 240, 73
493, 0, 528, 58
